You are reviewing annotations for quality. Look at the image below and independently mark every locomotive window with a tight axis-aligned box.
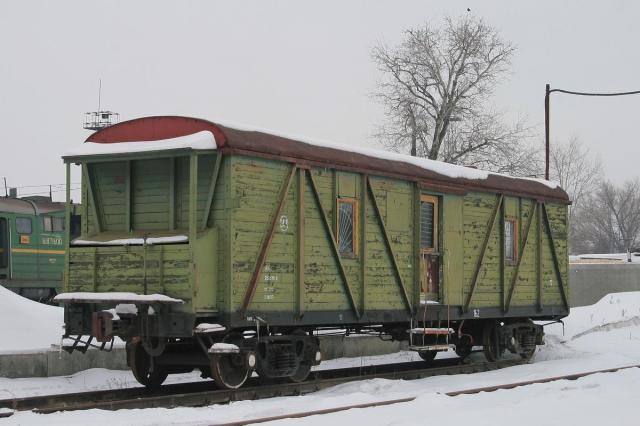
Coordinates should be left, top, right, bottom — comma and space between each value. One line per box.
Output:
505, 218, 517, 262
53, 217, 64, 232
43, 216, 53, 232
420, 195, 438, 252
337, 198, 358, 256
16, 218, 32, 234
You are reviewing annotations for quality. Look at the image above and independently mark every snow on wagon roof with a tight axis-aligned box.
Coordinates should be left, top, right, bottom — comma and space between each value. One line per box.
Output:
66, 116, 569, 202
63, 130, 216, 157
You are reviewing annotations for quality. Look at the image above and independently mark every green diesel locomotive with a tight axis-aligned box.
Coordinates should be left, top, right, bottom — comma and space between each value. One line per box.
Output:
56, 116, 570, 389
0, 195, 76, 302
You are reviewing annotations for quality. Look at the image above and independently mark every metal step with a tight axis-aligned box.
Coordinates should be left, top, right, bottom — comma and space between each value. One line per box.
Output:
409, 327, 454, 335
408, 344, 455, 352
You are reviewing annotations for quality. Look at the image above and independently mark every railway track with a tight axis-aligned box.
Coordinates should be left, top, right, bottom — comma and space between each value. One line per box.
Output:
214, 363, 640, 426
0, 357, 524, 415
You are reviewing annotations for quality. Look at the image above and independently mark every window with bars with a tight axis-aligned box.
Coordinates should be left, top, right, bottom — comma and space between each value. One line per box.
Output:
504, 218, 517, 262
420, 195, 438, 252
337, 198, 357, 256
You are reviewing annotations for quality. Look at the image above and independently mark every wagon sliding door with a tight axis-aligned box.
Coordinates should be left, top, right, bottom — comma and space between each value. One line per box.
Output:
420, 195, 439, 301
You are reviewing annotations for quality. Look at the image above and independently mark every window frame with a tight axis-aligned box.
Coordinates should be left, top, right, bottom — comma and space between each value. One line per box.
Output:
504, 216, 518, 263
420, 195, 439, 253
336, 197, 359, 258
52, 217, 64, 232
15, 217, 32, 235
42, 216, 53, 232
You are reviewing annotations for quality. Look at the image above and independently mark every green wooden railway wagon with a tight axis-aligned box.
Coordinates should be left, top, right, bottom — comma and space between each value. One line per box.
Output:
0, 196, 76, 301
56, 116, 570, 389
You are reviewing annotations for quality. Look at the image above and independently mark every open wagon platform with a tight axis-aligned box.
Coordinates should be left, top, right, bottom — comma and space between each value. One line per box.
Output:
56, 116, 570, 389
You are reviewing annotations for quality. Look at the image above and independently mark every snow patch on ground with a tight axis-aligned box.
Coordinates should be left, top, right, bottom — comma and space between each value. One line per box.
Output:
0, 286, 63, 353
570, 252, 640, 263
3, 291, 640, 425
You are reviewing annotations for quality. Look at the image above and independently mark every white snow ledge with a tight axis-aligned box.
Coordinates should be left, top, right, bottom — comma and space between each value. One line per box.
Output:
71, 235, 188, 246
54, 292, 184, 304
63, 131, 216, 158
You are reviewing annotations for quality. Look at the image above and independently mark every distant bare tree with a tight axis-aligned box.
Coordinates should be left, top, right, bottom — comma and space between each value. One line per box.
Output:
372, 16, 536, 175
574, 179, 640, 253
549, 137, 602, 219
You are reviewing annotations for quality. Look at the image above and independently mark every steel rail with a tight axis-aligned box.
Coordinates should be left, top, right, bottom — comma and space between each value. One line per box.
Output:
214, 397, 417, 426
444, 363, 640, 396
211, 363, 640, 426
0, 358, 524, 415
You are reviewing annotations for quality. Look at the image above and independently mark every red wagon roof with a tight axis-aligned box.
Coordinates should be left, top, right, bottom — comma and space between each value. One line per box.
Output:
78, 115, 569, 203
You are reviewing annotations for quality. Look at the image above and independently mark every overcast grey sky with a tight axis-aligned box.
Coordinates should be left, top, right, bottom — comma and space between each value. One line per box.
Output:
1, 0, 639, 201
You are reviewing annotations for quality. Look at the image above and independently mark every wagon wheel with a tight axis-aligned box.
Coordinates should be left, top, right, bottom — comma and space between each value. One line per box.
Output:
519, 345, 536, 360
518, 320, 537, 360
418, 350, 437, 363
482, 321, 505, 362
210, 333, 249, 389
127, 341, 168, 388
455, 344, 472, 359
289, 329, 312, 383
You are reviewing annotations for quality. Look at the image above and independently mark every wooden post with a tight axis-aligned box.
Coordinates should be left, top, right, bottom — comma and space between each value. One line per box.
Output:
188, 155, 198, 243
189, 154, 198, 302
500, 198, 505, 312
125, 160, 132, 233
413, 184, 421, 315
536, 202, 543, 311
297, 168, 305, 318
169, 157, 175, 231
64, 162, 71, 292
83, 164, 101, 234
360, 174, 367, 316
201, 154, 223, 231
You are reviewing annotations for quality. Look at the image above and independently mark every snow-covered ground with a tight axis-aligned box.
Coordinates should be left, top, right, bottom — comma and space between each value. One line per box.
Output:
0, 285, 64, 353
2, 292, 640, 425
570, 252, 640, 263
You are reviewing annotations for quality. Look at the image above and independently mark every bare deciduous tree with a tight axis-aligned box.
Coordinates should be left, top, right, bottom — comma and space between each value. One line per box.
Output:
573, 179, 640, 254
549, 137, 602, 219
372, 16, 536, 175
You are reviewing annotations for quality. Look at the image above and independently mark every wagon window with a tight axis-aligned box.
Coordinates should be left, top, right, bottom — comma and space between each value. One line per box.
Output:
337, 198, 357, 256
52, 217, 64, 232
505, 218, 517, 262
420, 195, 438, 252
16, 218, 32, 234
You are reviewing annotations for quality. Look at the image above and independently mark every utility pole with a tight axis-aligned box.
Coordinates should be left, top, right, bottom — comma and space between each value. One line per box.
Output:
544, 84, 640, 180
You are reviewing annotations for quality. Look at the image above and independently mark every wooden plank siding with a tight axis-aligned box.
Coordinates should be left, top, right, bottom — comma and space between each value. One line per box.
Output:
229, 156, 416, 317
461, 191, 568, 310
69, 149, 568, 325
